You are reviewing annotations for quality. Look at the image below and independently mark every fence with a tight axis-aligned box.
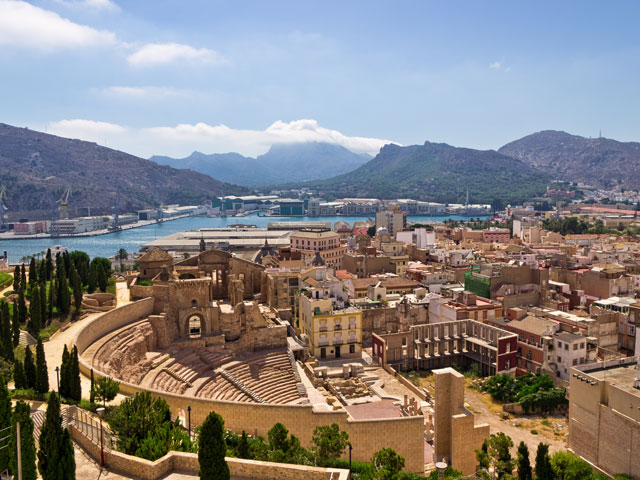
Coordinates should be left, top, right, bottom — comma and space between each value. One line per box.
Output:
64, 405, 114, 451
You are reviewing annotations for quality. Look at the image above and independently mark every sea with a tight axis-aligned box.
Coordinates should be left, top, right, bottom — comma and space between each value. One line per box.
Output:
0, 213, 488, 262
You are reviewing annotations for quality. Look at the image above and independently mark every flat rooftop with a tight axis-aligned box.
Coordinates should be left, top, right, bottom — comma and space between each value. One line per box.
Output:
579, 359, 640, 396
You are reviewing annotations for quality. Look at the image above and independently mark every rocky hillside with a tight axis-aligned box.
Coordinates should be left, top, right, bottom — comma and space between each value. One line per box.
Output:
151, 142, 371, 186
498, 130, 640, 189
294, 141, 550, 205
0, 123, 247, 219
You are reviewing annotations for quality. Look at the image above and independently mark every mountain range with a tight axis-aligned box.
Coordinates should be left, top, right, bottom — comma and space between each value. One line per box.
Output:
151, 142, 371, 186
290, 141, 551, 205
498, 130, 640, 190
0, 123, 247, 219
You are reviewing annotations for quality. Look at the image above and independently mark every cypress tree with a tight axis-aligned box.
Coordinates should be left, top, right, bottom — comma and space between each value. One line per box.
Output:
71, 266, 83, 316
20, 265, 26, 292
35, 338, 49, 394
13, 265, 20, 291
13, 359, 27, 389
517, 441, 532, 480
40, 281, 48, 325
63, 252, 71, 278
88, 264, 97, 293
0, 379, 11, 472
70, 345, 81, 402
28, 284, 41, 337
12, 301, 20, 347
56, 428, 76, 479
97, 264, 108, 293
1, 301, 13, 361
55, 253, 62, 282
58, 272, 70, 316
18, 289, 28, 325
38, 260, 46, 287
48, 278, 56, 320
90, 368, 95, 404
60, 345, 70, 399
24, 346, 36, 390
535, 443, 553, 480
38, 391, 63, 480
28, 257, 37, 287
198, 411, 230, 480
10, 400, 37, 480
46, 248, 53, 281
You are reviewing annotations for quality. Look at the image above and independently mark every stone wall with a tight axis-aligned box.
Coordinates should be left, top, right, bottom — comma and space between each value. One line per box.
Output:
70, 425, 348, 480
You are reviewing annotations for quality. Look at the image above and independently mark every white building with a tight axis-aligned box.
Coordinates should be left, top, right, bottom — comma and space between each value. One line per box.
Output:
554, 331, 588, 380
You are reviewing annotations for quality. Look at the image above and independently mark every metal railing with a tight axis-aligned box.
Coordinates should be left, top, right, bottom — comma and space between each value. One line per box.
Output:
65, 405, 113, 451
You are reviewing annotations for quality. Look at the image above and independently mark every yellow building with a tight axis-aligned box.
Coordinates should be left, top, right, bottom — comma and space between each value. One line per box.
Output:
299, 294, 362, 359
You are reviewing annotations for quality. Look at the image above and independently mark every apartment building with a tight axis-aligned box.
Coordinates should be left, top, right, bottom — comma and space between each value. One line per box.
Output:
290, 228, 347, 269
375, 208, 406, 237
428, 291, 503, 324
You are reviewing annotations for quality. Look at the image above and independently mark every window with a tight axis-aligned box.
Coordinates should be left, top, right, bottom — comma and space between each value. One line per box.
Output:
557, 356, 561, 363
580, 342, 585, 349
350, 344, 355, 354
572, 359, 577, 366
573, 344, 578, 351
557, 341, 562, 348
564, 344, 568, 350
530, 336, 535, 343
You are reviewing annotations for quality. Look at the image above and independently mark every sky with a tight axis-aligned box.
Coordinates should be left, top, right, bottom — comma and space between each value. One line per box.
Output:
1, 0, 640, 159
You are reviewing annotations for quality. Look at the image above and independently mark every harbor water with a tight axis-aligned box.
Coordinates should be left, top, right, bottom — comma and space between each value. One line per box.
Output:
0, 213, 488, 262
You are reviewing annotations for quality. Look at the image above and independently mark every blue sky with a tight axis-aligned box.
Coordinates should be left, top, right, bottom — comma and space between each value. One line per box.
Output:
1, 0, 639, 158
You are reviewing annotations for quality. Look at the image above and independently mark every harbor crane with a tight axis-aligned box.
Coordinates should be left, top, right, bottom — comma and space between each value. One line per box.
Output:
57, 186, 72, 219
108, 188, 122, 232
0, 186, 8, 230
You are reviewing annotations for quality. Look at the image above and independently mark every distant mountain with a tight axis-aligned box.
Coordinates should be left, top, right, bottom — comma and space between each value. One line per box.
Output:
0, 123, 247, 219
499, 130, 640, 189
292, 141, 550, 205
151, 142, 372, 186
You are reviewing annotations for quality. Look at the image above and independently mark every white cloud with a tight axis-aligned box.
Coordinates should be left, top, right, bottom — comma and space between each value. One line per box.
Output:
96, 85, 195, 99
127, 43, 225, 68
0, 0, 116, 50
54, 0, 120, 12
45, 118, 396, 158
489, 61, 501, 69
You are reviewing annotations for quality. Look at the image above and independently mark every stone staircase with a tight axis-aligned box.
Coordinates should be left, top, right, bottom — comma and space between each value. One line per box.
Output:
19, 330, 37, 347
219, 369, 266, 404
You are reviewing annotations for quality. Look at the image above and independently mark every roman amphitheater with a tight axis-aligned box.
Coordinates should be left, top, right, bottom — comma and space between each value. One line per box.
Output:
74, 247, 426, 472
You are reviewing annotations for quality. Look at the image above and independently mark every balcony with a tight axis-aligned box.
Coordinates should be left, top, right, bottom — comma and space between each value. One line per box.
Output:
319, 326, 328, 332
334, 325, 343, 331
347, 337, 358, 344
318, 340, 329, 347
333, 338, 344, 345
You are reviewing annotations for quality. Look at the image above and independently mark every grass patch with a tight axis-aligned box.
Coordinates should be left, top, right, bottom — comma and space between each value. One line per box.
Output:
531, 429, 538, 435
3, 290, 15, 297
10, 389, 49, 402
107, 277, 117, 295
0, 272, 12, 290
39, 318, 68, 340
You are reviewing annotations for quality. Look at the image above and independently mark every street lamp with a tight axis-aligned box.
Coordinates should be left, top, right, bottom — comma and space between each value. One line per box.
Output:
348, 443, 352, 474
55, 366, 60, 392
435, 460, 447, 480
187, 406, 192, 439
96, 407, 105, 467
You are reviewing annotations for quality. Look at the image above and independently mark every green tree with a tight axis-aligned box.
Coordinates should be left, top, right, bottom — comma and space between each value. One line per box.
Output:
70, 346, 81, 402
370, 448, 405, 480
48, 278, 56, 320
56, 427, 76, 479
71, 266, 83, 316
18, 289, 28, 325
476, 439, 490, 472
0, 379, 11, 472
237, 431, 250, 459
311, 423, 349, 466
45, 248, 53, 281
20, 265, 26, 292
57, 271, 71, 316
40, 281, 48, 325
38, 391, 63, 479
59, 345, 70, 399
88, 264, 97, 294
89, 369, 95, 404
10, 400, 37, 480
198, 411, 230, 480
13, 359, 27, 389
97, 264, 108, 292
550, 450, 593, 480
35, 338, 49, 394
38, 260, 46, 287
24, 346, 36, 390
28, 257, 37, 287
482, 432, 514, 479
13, 265, 20, 291
535, 443, 553, 480
69, 251, 89, 285
28, 284, 41, 337
0, 301, 13, 361
517, 441, 532, 480
93, 376, 119, 406
12, 301, 20, 347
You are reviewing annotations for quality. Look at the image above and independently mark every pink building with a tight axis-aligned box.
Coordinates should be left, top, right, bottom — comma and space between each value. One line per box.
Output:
14, 221, 48, 235
290, 229, 347, 269
482, 228, 510, 243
